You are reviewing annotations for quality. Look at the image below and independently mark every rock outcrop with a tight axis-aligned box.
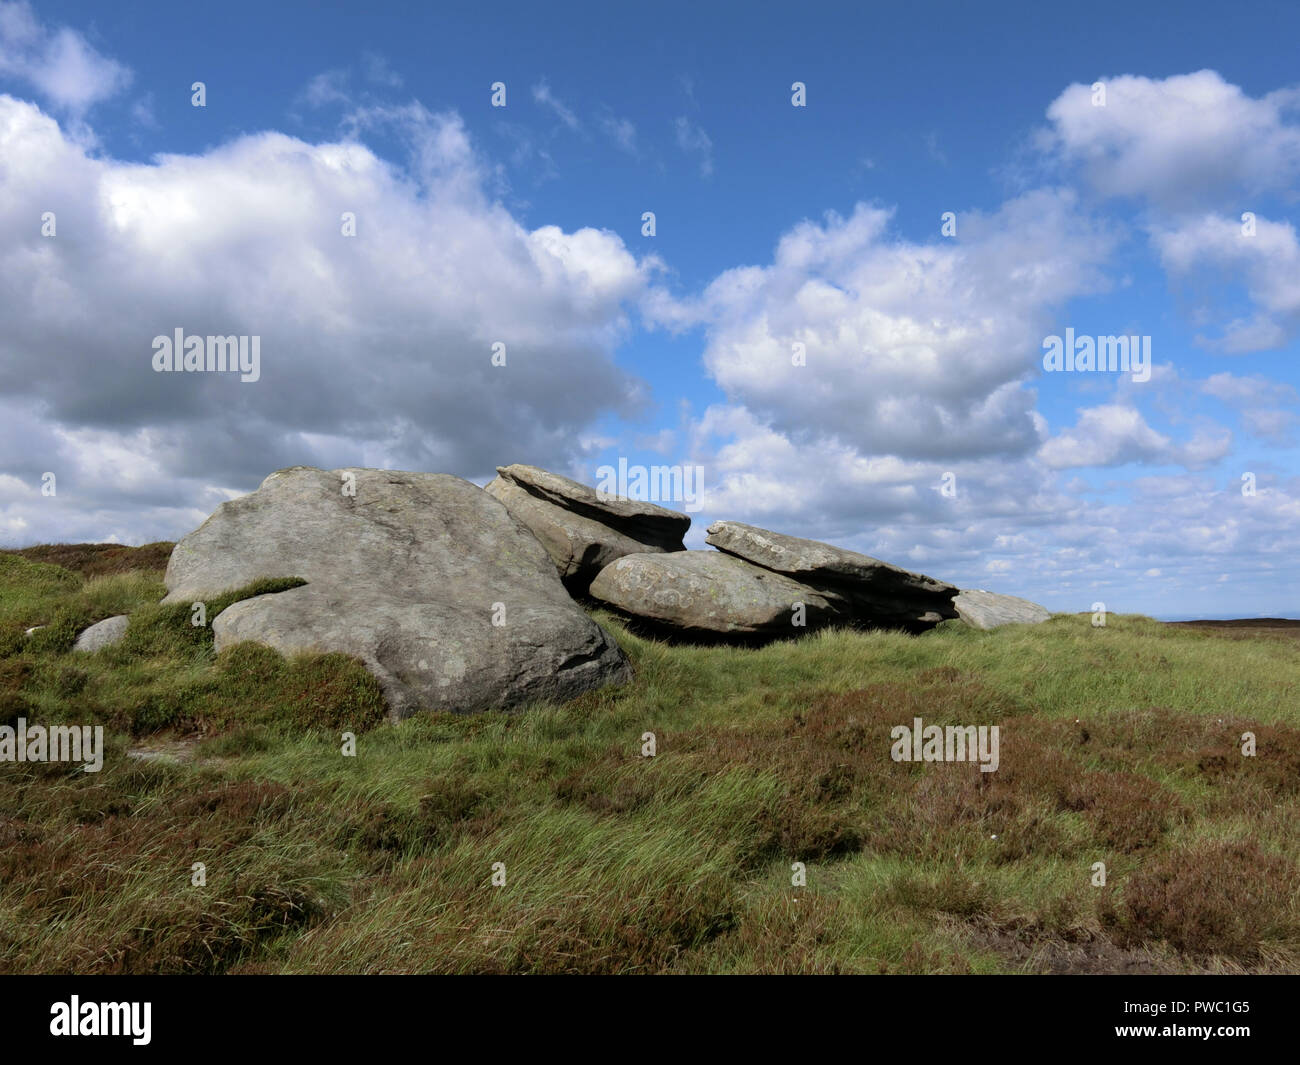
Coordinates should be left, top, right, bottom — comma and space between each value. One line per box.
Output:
163, 466, 631, 718
485, 464, 689, 592
589, 551, 838, 637
153, 461, 1051, 712
705, 521, 958, 630
953, 589, 1052, 630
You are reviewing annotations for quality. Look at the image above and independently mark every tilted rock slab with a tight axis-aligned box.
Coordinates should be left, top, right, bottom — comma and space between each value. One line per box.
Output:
705, 521, 958, 630
589, 550, 838, 637
953, 589, 1051, 630
163, 466, 631, 718
485, 464, 690, 591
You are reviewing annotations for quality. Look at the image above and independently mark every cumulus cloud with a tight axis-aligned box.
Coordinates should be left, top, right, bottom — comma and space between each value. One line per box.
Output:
642, 188, 1120, 591
1201, 372, 1300, 444
677, 398, 1294, 614
657, 188, 1114, 464
1149, 212, 1300, 352
1038, 404, 1231, 470
685, 402, 1069, 537
1043, 70, 1300, 209
639, 179, 1287, 610
1040, 72, 1300, 356
1201, 371, 1297, 406
4, 44, 1296, 618
0, 95, 653, 544
0, 1, 130, 113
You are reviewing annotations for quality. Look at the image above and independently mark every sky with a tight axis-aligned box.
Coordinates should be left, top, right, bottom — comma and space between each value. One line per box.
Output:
1, 0, 1297, 620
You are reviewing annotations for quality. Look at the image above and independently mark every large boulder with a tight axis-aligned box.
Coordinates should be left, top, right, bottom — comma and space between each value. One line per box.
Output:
485, 464, 690, 592
163, 466, 631, 718
705, 521, 958, 630
589, 551, 838, 637
953, 589, 1051, 630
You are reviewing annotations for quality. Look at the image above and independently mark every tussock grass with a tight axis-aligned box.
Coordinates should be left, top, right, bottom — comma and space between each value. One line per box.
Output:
1, 544, 1298, 973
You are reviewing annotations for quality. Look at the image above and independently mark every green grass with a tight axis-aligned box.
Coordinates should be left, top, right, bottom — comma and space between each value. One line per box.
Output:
2, 544, 1299, 974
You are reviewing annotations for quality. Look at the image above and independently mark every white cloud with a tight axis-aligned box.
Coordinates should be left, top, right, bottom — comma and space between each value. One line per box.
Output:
361, 51, 402, 88
923, 131, 947, 166
1200, 371, 1295, 405
0, 1, 130, 113
600, 112, 637, 155
130, 92, 157, 129
532, 79, 581, 131
673, 116, 713, 176
298, 54, 404, 113
1038, 404, 1231, 470
656, 189, 1114, 464
300, 69, 352, 109
1239, 407, 1298, 444
1044, 70, 1300, 209
1150, 212, 1300, 353
3, 46, 1296, 619
673, 397, 1297, 614
1201, 372, 1299, 444
637, 182, 1290, 612
634, 427, 676, 454
0, 94, 653, 545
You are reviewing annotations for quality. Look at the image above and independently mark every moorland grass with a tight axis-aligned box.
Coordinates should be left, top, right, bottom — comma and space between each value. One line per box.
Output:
1, 545, 1298, 974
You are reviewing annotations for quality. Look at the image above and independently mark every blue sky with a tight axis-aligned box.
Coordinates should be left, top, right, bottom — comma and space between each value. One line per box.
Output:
1, 0, 1298, 619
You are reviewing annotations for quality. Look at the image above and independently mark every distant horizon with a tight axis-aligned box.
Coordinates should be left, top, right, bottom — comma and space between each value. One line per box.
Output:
1147, 615, 1300, 624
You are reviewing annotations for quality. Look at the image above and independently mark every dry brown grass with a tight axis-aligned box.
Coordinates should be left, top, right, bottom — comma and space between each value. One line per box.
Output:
3, 547, 1299, 973
1101, 841, 1300, 961
1, 542, 175, 579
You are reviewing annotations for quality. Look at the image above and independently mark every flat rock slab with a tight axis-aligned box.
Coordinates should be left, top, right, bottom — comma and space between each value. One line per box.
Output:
954, 589, 1052, 630
163, 466, 631, 718
705, 521, 957, 629
73, 615, 129, 652
486, 464, 689, 590
589, 550, 837, 637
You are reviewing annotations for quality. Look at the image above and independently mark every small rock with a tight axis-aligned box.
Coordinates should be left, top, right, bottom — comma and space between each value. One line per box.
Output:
954, 589, 1051, 630
126, 736, 200, 763
73, 615, 130, 652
